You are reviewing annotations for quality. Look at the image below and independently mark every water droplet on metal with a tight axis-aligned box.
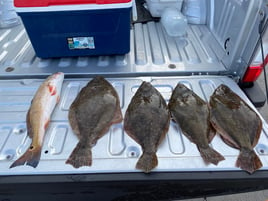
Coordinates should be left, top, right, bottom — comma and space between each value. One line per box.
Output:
20, 79, 34, 85
13, 126, 26, 135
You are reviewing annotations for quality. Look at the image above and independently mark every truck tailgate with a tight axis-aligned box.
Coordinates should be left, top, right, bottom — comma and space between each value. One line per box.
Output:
0, 75, 268, 175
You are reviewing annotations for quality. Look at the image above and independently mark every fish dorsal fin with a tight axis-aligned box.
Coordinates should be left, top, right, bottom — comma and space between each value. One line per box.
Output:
208, 124, 216, 143
26, 110, 34, 139
251, 117, 263, 147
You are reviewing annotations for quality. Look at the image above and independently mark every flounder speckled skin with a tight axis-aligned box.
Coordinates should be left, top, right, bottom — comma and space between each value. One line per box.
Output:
210, 84, 263, 173
168, 83, 225, 165
66, 76, 123, 168
124, 82, 170, 173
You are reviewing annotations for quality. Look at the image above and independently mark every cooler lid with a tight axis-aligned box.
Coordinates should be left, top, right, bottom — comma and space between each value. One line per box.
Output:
15, 0, 131, 7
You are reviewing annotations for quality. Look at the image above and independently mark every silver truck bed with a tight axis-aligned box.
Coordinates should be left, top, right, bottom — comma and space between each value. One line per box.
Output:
0, 22, 267, 176
0, 22, 225, 78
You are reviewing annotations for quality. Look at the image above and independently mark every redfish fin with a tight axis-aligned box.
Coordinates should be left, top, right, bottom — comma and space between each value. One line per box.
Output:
66, 141, 92, 168
10, 147, 42, 168
236, 149, 263, 174
136, 152, 158, 173
198, 146, 225, 165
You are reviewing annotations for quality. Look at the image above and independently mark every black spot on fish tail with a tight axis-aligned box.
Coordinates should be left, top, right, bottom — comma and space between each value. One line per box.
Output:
10, 146, 42, 168
66, 141, 92, 168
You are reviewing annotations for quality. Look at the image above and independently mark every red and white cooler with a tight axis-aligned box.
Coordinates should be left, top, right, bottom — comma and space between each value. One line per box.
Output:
14, 0, 132, 58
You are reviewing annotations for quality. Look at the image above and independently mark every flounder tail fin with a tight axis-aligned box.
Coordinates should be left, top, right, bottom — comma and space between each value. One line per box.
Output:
10, 146, 42, 168
198, 146, 225, 165
236, 149, 262, 174
66, 141, 92, 168
136, 152, 158, 173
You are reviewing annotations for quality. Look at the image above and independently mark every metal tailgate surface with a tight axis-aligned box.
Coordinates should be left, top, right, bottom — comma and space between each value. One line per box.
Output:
0, 76, 268, 175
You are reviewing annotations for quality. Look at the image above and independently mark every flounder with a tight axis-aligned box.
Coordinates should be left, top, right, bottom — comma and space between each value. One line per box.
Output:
124, 82, 170, 173
210, 84, 262, 173
168, 83, 225, 165
66, 76, 123, 168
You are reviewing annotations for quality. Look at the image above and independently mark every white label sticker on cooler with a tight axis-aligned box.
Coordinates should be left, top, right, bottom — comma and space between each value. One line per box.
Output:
67, 37, 95, 50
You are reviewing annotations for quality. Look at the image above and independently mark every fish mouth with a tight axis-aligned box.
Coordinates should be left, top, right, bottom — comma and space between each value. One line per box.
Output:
141, 81, 152, 87
215, 84, 229, 95
52, 72, 64, 78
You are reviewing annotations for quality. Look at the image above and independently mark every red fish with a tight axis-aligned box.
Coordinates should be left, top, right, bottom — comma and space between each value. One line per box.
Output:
10, 72, 64, 168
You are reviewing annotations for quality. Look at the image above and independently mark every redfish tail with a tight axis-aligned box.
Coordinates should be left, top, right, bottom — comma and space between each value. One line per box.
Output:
66, 141, 92, 168
136, 152, 158, 173
236, 149, 262, 174
198, 146, 225, 165
10, 146, 42, 168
